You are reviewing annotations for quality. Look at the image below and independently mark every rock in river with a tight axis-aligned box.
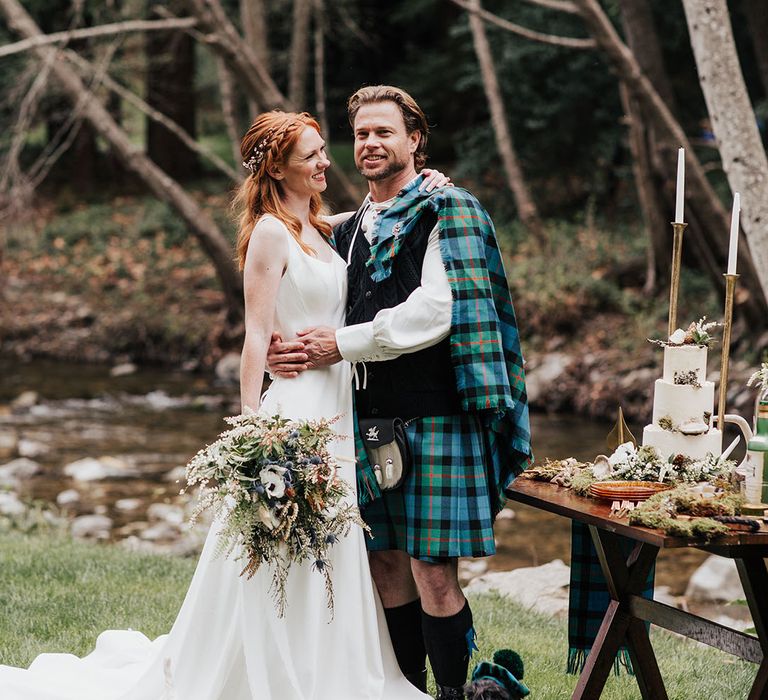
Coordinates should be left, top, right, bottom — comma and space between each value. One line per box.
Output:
685, 555, 744, 603
147, 502, 185, 527
71, 514, 113, 540
464, 559, 571, 617
0, 457, 42, 481
56, 489, 81, 507
0, 492, 26, 517
63, 456, 139, 481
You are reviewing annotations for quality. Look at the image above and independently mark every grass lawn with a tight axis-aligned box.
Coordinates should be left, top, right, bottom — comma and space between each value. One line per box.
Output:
0, 531, 756, 698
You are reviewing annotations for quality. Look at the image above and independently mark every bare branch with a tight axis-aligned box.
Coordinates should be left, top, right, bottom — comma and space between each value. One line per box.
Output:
63, 49, 241, 182
330, 4, 377, 50
521, 0, 579, 14
467, 0, 541, 234
26, 42, 120, 191
447, 0, 595, 49
215, 56, 244, 172
0, 17, 197, 59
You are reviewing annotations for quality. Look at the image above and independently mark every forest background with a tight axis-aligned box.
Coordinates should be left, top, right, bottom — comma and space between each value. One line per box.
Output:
1, 0, 767, 421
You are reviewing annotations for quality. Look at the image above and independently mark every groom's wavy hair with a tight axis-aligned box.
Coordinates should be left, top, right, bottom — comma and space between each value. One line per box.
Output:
347, 85, 430, 169
233, 111, 331, 270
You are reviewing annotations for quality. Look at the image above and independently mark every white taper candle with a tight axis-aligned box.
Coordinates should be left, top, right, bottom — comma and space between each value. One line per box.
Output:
727, 193, 740, 275
674, 147, 685, 223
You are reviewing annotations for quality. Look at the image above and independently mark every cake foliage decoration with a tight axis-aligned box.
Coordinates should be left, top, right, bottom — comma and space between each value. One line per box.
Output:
648, 317, 720, 349
673, 369, 702, 388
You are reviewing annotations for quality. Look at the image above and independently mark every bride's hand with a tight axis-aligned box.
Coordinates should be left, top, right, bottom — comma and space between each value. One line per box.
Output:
419, 168, 453, 192
266, 332, 308, 378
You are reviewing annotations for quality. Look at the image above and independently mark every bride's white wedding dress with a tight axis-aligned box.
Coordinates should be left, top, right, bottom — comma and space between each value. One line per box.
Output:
0, 216, 428, 700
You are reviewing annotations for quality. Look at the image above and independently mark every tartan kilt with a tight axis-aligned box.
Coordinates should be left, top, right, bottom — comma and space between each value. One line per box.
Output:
361, 413, 497, 561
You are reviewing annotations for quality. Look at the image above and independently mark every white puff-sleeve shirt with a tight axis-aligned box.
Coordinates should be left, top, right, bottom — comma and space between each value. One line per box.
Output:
335, 193, 453, 363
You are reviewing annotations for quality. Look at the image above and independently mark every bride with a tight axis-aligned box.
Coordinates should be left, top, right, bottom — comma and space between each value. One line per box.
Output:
0, 111, 448, 699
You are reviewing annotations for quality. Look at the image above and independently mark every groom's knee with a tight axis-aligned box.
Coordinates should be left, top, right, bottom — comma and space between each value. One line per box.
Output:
369, 550, 417, 605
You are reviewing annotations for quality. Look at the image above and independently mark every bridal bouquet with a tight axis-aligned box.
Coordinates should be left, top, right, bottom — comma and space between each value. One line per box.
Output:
185, 410, 366, 617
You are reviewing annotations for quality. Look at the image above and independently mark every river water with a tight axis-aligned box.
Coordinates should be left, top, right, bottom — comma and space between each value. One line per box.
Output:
0, 358, 709, 595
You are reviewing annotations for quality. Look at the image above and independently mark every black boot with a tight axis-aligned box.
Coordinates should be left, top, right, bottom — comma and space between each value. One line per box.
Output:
436, 684, 465, 699
404, 667, 428, 692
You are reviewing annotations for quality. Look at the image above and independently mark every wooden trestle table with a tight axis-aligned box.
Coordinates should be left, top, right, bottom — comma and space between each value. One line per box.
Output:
506, 478, 768, 700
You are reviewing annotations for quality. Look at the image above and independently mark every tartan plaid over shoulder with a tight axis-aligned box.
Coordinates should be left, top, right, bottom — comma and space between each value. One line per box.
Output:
357, 179, 532, 508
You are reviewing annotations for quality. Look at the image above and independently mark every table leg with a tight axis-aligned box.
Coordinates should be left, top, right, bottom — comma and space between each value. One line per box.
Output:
571, 527, 667, 700
736, 557, 768, 699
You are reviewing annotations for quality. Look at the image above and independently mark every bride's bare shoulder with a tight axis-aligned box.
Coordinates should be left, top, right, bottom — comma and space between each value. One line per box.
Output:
245, 215, 289, 268
252, 214, 289, 239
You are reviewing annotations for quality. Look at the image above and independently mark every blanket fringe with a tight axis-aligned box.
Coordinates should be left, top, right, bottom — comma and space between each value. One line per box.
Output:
566, 647, 635, 677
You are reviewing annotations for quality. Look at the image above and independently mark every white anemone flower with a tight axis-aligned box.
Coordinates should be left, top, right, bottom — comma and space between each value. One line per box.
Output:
260, 465, 287, 499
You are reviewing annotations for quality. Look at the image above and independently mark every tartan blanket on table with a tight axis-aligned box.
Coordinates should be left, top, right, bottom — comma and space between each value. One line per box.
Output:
352, 176, 532, 509
568, 521, 655, 675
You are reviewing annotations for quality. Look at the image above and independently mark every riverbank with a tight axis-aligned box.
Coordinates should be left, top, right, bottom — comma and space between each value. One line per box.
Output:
2, 194, 764, 421
0, 530, 756, 697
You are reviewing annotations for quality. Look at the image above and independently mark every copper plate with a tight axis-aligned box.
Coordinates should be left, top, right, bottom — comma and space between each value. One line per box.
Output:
589, 480, 673, 502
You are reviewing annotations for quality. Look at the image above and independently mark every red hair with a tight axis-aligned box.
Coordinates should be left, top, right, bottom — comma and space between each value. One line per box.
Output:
232, 111, 332, 270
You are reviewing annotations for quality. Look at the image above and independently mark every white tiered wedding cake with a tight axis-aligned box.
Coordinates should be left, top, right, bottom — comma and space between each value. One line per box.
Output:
642, 322, 722, 460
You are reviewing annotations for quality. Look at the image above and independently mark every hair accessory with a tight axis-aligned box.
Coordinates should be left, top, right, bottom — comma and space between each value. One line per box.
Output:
242, 128, 275, 174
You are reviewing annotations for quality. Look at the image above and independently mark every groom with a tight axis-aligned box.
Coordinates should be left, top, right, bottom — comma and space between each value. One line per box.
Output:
268, 85, 531, 699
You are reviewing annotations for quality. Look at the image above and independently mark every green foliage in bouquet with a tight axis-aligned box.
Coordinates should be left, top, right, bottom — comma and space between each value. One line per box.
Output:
185, 411, 367, 618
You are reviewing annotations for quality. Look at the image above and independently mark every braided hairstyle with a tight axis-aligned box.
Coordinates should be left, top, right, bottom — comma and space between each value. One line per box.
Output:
233, 111, 332, 270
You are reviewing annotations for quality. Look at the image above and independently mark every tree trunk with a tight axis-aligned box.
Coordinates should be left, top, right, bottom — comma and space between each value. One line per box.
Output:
145, 1, 198, 178
288, 0, 312, 109
0, 0, 244, 325
466, 0, 542, 236
240, 0, 269, 117
617, 0, 673, 288
681, 0, 768, 306
313, 0, 329, 138
619, 82, 664, 293
571, 0, 767, 322
742, 0, 768, 97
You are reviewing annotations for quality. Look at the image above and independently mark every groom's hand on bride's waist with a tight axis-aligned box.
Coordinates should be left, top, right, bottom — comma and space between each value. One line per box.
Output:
296, 326, 342, 369
266, 332, 309, 378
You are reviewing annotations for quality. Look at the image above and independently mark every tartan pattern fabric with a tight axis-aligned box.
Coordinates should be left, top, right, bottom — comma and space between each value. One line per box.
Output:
568, 521, 655, 675
355, 177, 532, 514
362, 414, 497, 560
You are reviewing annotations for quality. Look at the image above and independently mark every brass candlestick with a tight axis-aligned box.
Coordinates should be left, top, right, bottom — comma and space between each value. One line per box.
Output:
668, 222, 687, 336
717, 273, 739, 432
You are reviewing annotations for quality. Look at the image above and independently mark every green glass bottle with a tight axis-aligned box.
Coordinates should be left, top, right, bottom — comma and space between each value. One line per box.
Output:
745, 401, 768, 504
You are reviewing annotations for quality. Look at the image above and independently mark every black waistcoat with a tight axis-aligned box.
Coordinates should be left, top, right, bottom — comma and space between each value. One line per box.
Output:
334, 205, 461, 420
